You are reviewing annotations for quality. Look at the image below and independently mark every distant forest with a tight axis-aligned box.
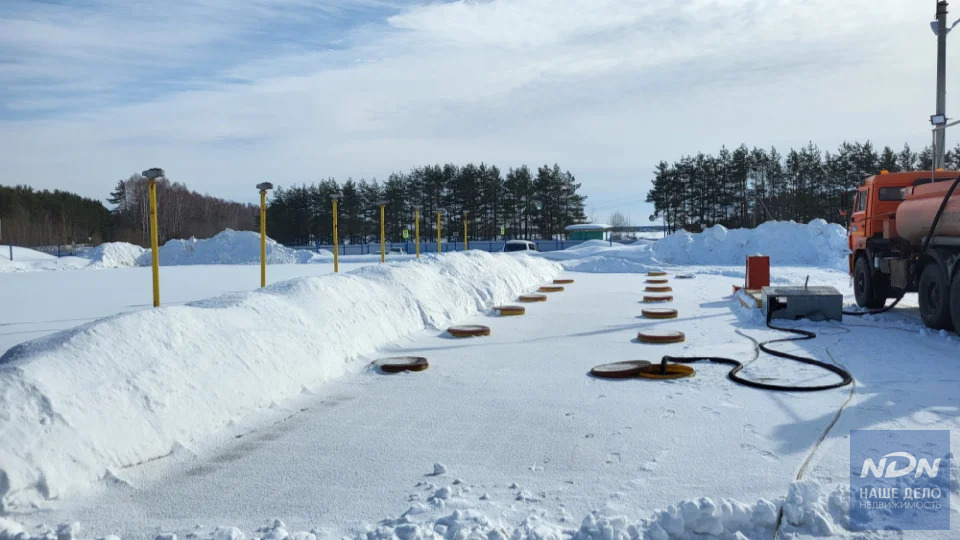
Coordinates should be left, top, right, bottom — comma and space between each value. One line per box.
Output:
0, 177, 258, 246
0, 185, 112, 246
646, 141, 958, 233
267, 163, 586, 245
0, 163, 586, 247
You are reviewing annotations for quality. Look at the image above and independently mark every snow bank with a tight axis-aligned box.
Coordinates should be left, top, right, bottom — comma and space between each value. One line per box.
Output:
135, 229, 329, 266
0, 479, 851, 540
536, 241, 656, 273
80, 242, 146, 268
0, 251, 559, 511
653, 220, 849, 269
354, 480, 848, 540
533, 220, 849, 273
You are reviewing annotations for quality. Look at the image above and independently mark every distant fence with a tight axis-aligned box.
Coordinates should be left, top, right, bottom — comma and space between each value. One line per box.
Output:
6, 242, 91, 260
286, 238, 612, 255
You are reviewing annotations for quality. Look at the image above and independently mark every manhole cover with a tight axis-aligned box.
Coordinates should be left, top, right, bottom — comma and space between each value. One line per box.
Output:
519, 294, 547, 302
641, 308, 679, 319
493, 305, 526, 316
376, 357, 429, 373
447, 325, 491, 338
645, 286, 673, 293
538, 285, 565, 293
637, 363, 695, 379
637, 330, 685, 344
589, 360, 652, 379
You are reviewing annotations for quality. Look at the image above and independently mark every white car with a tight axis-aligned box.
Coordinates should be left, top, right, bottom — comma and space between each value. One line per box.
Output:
502, 240, 538, 252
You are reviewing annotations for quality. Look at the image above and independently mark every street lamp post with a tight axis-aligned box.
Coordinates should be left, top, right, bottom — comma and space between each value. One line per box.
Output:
413, 205, 421, 259
378, 199, 388, 263
256, 182, 273, 287
142, 168, 164, 307
330, 192, 342, 273
931, 1, 960, 168
437, 210, 444, 254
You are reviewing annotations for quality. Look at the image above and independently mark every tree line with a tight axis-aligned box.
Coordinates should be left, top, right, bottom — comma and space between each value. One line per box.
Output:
107, 174, 258, 245
645, 141, 960, 233
0, 176, 258, 247
0, 185, 112, 246
266, 163, 587, 245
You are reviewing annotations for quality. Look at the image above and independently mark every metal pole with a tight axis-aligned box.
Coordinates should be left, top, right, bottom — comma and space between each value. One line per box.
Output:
260, 190, 267, 287
463, 212, 469, 251
415, 208, 420, 258
148, 180, 160, 306
380, 204, 386, 263
936, 1, 949, 169
332, 198, 339, 273
437, 212, 442, 253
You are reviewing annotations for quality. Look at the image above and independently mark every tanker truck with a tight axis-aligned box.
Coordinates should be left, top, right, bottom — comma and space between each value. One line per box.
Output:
844, 170, 960, 332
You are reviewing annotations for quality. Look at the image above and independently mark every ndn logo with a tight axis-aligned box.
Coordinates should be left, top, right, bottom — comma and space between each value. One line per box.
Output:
860, 452, 942, 479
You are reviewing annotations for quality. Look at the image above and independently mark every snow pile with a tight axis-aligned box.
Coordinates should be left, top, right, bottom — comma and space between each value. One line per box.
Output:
653, 220, 849, 269
534, 220, 849, 273
0, 479, 851, 540
135, 229, 329, 266
537, 241, 656, 273
352, 480, 849, 540
0, 252, 559, 511
80, 242, 146, 268
0, 247, 70, 273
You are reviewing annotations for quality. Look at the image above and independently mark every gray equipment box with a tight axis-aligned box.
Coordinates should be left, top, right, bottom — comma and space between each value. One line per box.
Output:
761, 286, 843, 322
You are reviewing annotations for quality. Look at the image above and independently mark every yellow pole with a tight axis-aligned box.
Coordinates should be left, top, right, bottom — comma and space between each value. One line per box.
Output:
380, 204, 386, 263
415, 208, 420, 259
437, 212, 442, 253
148, 180, 160, 307
260, 190, 267, 287
463, 216, 468, 251
332, 198, 339, 273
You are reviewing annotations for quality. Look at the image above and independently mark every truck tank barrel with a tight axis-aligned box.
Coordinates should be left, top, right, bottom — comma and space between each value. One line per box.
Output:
895, 180, 960, 244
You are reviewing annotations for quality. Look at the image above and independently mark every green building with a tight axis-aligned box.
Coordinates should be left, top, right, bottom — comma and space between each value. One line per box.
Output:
564, 223, 610, 241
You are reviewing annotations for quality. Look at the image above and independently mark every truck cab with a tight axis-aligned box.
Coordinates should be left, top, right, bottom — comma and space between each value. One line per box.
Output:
845, 170, 960, 333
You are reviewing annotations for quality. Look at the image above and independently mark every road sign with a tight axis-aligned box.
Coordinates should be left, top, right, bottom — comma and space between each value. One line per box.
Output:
500, 226, 505, 235
402, 229, 409, 239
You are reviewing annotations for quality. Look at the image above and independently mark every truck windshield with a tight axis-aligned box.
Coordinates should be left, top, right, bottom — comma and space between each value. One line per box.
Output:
878, 187, 905, 201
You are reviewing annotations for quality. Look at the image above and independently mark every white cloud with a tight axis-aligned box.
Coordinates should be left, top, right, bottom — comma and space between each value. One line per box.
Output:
0, 0, 942, 223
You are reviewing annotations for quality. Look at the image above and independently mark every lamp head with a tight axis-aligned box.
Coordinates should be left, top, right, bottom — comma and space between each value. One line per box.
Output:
256, 182, 274, 191
142, 168, 165, 180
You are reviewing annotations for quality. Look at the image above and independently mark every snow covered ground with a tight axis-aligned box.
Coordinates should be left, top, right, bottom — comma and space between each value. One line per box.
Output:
1, 222, 958, 540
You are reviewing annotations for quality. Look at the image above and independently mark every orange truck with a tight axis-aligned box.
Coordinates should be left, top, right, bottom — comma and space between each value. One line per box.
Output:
844, 170, 960, 332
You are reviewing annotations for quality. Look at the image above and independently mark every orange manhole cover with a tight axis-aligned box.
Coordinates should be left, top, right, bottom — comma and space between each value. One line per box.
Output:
447, 325, 491, 338
641, 308, 678, 319
637, 330, 685, 344
645, 286, 673, 293
589, 360, 652, 379
376, 357, 429, 373
493, 305, 525, 316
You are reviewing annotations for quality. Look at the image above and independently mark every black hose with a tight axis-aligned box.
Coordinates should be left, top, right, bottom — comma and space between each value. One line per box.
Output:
843, 175, 960, 317
662, 309, 853, 392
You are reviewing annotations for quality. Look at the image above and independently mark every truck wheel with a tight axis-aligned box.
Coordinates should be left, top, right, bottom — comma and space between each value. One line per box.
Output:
950, 270, 960, 335
854, 256, 886, 309
918, 262, 953, 330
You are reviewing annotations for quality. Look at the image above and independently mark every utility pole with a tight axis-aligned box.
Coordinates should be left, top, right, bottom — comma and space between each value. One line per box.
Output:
935, 1, 949, 169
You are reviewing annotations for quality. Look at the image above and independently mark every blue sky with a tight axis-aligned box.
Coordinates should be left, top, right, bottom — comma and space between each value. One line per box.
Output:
0, 1, 947, 224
